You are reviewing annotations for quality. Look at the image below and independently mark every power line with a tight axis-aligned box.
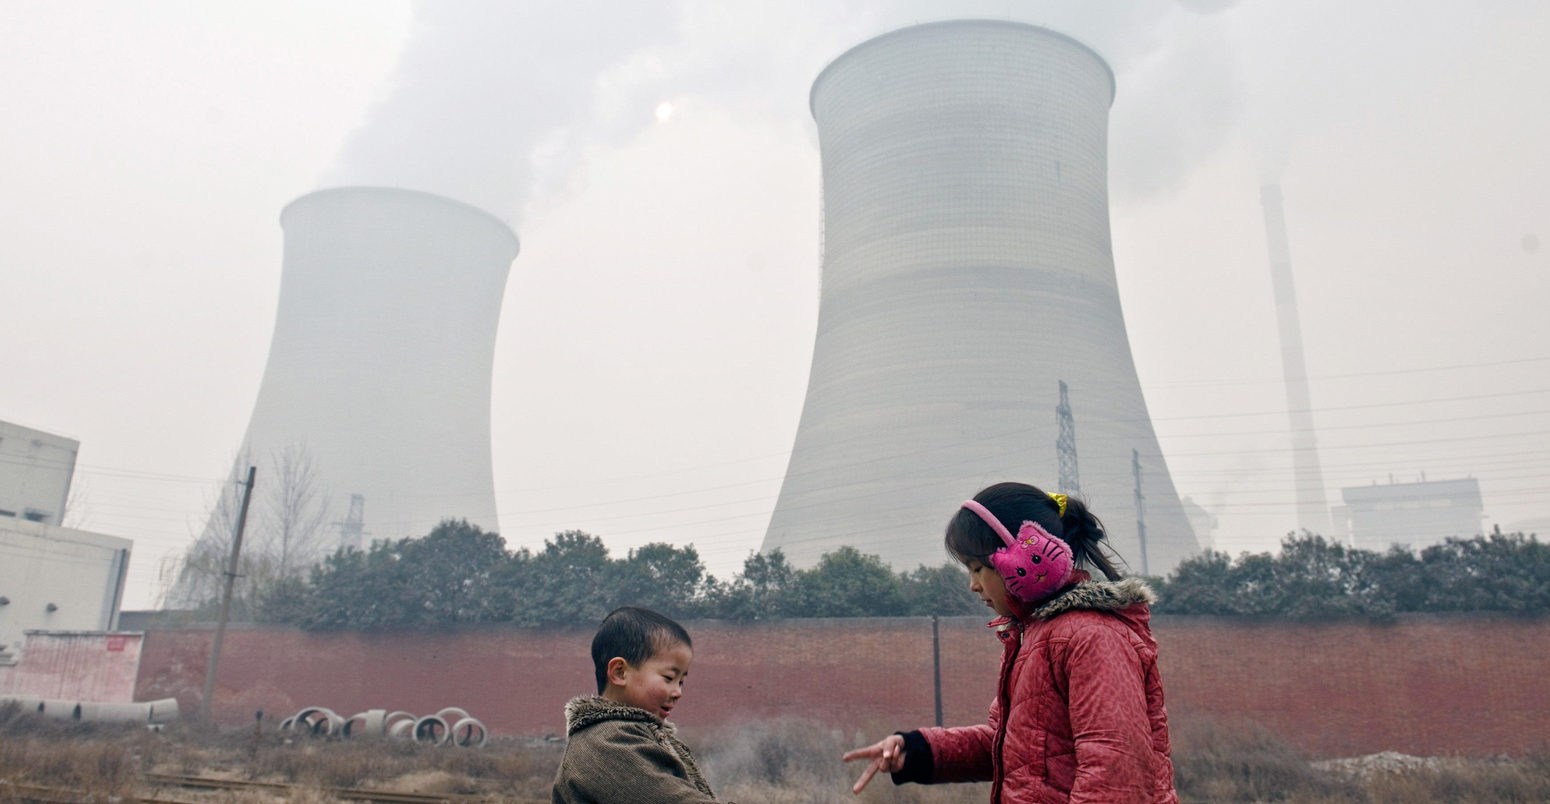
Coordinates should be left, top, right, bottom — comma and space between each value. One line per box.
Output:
1147, 354, 1550, 390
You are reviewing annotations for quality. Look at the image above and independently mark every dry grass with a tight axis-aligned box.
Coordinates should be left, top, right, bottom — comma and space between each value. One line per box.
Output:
3, 701, 1548, 803
692, 718, 987, 803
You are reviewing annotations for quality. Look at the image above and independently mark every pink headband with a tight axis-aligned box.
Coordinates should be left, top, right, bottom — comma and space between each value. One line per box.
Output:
961, 500, 1015, 547
961, 498, 1076, 604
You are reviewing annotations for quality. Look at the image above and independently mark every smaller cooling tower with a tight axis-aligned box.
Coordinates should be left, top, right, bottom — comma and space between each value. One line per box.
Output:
230, 187, 517, 544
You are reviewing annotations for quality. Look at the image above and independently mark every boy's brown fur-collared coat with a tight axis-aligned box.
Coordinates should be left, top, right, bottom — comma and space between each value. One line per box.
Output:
552, 696, 720, 803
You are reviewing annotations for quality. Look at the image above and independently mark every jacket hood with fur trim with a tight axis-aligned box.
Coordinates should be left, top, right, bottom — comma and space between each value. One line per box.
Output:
1027, 575, 1156, 620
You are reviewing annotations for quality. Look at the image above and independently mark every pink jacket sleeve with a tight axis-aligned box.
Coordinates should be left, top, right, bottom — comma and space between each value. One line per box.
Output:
915, 694, 1000, 783
1062, 624, 1156, 804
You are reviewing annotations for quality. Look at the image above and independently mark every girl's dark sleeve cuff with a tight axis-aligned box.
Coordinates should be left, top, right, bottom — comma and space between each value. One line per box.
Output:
890, 730, 934, 785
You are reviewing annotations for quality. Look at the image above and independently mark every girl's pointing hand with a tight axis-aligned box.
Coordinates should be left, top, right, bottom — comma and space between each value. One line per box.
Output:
842, 733, 906, 794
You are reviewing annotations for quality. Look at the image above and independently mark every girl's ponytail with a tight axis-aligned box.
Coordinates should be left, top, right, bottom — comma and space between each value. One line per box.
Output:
1059, 496, 1123, 581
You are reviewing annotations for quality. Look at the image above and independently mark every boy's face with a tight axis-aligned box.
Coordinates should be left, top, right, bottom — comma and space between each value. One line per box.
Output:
603, 639, 693, 720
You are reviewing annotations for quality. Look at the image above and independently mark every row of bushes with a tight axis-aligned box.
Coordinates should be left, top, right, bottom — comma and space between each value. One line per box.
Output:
1151, 529, 1550, 619
246, 521, 982, 628
214, 519, 1550, 629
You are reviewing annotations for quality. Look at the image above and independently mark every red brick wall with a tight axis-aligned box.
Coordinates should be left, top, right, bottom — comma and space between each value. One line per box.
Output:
134, 615, 1550, 758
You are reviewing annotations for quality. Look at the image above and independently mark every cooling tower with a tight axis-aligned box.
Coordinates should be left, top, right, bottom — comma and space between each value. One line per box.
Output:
762, 20, 1199, 575
230, 187, 516, 544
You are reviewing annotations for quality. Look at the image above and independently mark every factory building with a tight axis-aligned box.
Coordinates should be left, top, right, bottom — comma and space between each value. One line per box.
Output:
0, 520, 131, 662
0, 421, 131, 664
764, 21, 1199, 574
1338, 477, 1484, 551
0, 420, 78, 527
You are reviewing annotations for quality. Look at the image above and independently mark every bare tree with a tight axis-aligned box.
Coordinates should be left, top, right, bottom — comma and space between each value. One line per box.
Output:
262, 442, 332, 583
162, 443, 333, 613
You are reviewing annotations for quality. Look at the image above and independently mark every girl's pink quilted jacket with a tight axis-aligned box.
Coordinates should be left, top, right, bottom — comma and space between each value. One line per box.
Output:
894, 574, 1178, 803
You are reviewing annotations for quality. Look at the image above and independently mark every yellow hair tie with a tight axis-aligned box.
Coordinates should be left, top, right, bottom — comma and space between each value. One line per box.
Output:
1049, 493, 1068, 516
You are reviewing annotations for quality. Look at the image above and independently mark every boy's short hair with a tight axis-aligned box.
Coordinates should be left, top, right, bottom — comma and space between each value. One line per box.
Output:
591, 607, 693, 694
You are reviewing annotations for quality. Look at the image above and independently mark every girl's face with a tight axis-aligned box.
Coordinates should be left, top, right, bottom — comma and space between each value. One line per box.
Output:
964, 557, 1014, 617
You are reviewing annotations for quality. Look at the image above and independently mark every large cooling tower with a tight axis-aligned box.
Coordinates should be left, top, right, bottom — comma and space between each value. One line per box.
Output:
762, 20, 1199, 575
230, 187, 516, 544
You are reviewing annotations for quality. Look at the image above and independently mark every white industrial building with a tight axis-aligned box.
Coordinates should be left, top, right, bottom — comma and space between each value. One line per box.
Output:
1338, 477, 1484, 551
764, 21, 1199, 575
0, 420, 78, 527
0, 420, 131, 663
0, 519, 132, 662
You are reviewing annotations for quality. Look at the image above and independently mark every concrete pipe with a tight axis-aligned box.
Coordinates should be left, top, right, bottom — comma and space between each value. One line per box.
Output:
411, 714, 450, 745
75, 702, 153, 724
384, 710, 415, 731
343, 709, 387, 738
281, 707, 309, 732
39, 699, 79, 720
435, 706, 470, 722
0, 696, 44, 712
145, 698, 180, 724
291, 706, 342, 737
450, 717, 487, 748
388, 717, 416, 738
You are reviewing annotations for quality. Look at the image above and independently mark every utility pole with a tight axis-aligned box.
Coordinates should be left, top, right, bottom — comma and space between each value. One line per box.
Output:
199, 465, 256, 724
931, 615, 943, 727
1056, 380, 1081, 496
1132, 449, 1149, 577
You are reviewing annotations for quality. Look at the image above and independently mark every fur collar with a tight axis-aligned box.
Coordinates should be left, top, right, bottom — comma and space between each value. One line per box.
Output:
564, 695, 669, 736
1026, 576, 1156, 621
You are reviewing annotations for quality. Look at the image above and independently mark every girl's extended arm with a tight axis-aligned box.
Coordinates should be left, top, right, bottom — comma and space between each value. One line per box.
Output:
1063, 624, 1156, 803
899, 692, 1002, 785
844, 693, 1001, 792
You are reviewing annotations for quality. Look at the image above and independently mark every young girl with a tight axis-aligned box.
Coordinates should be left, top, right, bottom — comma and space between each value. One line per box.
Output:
844, 481, 1177, 803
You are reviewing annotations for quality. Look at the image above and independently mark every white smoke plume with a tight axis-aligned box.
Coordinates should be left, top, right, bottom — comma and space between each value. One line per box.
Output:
320, 0, 1259, 224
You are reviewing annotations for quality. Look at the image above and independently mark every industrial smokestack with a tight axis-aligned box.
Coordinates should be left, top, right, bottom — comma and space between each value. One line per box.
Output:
762, 20, 1199, 574
1259, 184, 1332, 536
227, 187, 517, 544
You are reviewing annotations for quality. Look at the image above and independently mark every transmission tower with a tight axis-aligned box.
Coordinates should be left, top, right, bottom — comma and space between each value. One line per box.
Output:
334, 493, 367, 551
1056, 380, 1081, 495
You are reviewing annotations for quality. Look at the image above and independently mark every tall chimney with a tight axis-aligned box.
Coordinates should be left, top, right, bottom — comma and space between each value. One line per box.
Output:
1260, 184, 1332, 536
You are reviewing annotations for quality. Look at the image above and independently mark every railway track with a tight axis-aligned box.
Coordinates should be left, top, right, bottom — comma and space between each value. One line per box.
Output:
2, 780, 200, 804
141, 772, 547, 803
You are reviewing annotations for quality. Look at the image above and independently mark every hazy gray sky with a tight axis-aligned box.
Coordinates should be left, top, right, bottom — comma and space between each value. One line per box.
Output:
3, 0, 1546, 609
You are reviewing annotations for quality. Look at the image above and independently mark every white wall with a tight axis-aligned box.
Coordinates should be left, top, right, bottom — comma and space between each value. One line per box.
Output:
0, 420, 78, 527
0, 520, 131, 654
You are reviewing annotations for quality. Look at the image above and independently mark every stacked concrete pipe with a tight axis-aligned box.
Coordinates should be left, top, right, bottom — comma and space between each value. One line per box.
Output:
282, 703, 485, 748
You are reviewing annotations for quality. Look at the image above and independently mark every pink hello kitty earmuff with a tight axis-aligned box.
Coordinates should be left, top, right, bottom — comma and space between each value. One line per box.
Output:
961, 499, 1074, 604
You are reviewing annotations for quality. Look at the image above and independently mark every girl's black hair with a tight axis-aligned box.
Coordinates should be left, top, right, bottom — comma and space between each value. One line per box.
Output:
944, 481, 1124, 581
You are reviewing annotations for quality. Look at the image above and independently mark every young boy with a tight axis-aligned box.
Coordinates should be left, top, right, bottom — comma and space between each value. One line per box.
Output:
552, 606, 721, 803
